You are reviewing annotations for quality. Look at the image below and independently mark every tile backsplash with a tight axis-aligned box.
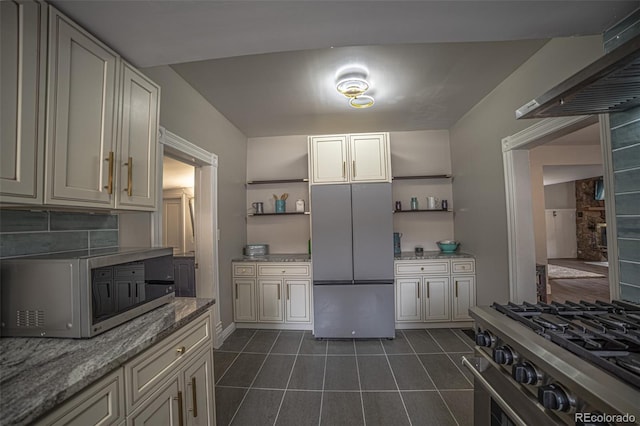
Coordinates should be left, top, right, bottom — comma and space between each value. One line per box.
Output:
0, 210, 118, 258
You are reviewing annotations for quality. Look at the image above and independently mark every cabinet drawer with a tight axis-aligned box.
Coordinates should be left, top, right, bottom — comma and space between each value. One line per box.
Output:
452, 260, 475, 274
94, 267, 113, 280
37, 369, 125, 426
233, 263, 256, 277
258, 264, 310, 277
395, 261, 449, 276
124, 310, 212, 410
115, 265, 144, 278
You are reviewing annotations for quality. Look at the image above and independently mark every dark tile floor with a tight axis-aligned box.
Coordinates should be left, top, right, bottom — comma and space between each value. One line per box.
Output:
214, 328, 474, 426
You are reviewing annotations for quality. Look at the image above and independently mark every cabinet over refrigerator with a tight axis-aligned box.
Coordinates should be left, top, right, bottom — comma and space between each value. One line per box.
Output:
311, 183, 395, 338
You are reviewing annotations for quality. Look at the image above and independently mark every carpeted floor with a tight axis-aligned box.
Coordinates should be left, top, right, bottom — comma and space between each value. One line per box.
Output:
547, 264, 605, 279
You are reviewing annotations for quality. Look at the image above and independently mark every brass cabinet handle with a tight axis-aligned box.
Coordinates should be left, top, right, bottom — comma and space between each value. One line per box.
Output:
287, 284, 290, 300
176, 346, 186, 355
176, 391, 184, 426
342, 161, 346, 178
426, 282, 430, 298
277, 286, 281, 300
190, 377, 198, 417
417, 283, 420, 299
352, 160, 356, 177
455, 281, 459, 298
420, 267, 424, 271
104, 151, 114, 194
235, 283, 238, 299
123, 156, 133, 196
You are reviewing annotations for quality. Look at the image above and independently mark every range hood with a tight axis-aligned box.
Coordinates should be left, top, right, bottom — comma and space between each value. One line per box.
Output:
516, 31, 640, 119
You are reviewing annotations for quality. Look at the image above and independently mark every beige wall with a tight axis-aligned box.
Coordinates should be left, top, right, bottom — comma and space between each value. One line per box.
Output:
449, 36, 603, 305
530, 145, 602, 263
544, 181, 576, 209
142, 65, 248, 330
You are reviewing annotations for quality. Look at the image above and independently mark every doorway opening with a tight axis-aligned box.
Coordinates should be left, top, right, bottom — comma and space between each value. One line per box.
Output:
503, 115, 616, 304
155, 127, 222, 347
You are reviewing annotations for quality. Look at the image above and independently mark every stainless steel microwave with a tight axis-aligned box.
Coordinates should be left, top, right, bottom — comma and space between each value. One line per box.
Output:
1, 247, 175, 338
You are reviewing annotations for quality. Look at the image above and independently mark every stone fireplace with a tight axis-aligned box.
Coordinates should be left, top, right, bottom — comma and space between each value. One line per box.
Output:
576, 177, 606, 261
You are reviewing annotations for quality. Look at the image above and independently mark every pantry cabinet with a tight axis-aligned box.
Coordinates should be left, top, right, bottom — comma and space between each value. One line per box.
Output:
0, 1, 47, 204
394, 258, 475, 326
1, 5, 159, 211
309, 133, 391, 184
233, 262, 312, 328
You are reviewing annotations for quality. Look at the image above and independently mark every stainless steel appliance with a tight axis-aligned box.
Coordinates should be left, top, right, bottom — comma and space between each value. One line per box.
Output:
1, 247, 175, 338
311, 183, 395, 339
464, 300, 640, 425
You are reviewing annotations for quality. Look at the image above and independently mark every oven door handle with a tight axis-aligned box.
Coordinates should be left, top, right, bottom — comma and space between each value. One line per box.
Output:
461, 356, 528, 426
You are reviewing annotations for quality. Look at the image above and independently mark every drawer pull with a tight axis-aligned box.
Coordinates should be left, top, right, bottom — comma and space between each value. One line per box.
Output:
175, 391, 184, 426
281, 270, 285, 274
176, 346, 186, 355
420, 267, 424, 271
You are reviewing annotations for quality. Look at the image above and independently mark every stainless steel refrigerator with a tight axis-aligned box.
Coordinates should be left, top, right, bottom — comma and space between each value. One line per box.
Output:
311, 183, 395, 338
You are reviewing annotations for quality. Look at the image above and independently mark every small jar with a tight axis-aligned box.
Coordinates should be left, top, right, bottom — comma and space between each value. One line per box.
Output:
296, 199, 305, 212
410, 197, 418, 210
395, 201, 402, 211
441, 199, 448, 211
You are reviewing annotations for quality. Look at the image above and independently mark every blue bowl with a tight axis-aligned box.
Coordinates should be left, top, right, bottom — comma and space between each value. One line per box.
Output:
437, 240, 459, 253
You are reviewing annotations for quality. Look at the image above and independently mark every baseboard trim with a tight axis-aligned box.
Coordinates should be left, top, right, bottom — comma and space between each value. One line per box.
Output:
215, 322, 236, 349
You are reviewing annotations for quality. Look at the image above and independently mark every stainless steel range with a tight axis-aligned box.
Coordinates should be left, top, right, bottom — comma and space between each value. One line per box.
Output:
464, 300, 640, 425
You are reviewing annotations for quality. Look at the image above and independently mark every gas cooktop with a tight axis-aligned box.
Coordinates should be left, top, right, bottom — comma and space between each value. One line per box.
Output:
491, 300, 640, 390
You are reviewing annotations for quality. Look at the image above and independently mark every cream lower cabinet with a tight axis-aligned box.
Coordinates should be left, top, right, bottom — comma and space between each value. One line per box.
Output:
233, 262, 312, 327
36, 310, 215, 426
395, 259, 475, 325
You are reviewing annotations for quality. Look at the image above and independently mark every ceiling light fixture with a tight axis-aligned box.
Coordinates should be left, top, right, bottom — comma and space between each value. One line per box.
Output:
349, 95, 375, 109
336, 77, 375, 109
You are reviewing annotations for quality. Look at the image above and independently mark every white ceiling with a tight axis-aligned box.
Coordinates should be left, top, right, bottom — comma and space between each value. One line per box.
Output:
51, 1, 640, 137
163, 156, 195, 190
543, 164, 603, 186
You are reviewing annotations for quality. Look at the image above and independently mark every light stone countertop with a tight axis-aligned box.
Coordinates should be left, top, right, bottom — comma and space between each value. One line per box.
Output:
233, 253, 311, 262
395, 251, 475, 260
0, 297, 214, 426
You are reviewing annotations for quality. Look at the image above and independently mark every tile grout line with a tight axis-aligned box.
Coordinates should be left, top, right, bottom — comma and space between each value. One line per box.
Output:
214, 329, 259, 386
272, 332, 306, 426
382, 331, 413, 426
423, 329, 463, 426
228, 330, 281, 426
439, 330, 474, 388
318, 336, 329, 426
354, 339, 366, 426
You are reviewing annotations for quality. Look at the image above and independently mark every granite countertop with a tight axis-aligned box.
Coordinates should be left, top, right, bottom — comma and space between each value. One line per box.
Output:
233, 253, 311, 262
0, 297, 215, 426
395, 251, 475, 260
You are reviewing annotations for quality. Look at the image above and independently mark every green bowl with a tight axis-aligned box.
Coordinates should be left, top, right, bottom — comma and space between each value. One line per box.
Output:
437, 240, 459, 253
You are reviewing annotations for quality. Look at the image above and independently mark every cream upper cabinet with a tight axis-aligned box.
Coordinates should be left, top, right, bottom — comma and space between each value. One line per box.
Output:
349, 133, 390, 182
0, 1, 46, 204
116, 62, 159, 210
309, 135, 349, 183
309, 133, 391, 184
45, 6, 119, 208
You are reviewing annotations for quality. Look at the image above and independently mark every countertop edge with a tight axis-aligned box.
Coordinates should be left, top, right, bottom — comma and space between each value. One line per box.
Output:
0, 298, 214, 426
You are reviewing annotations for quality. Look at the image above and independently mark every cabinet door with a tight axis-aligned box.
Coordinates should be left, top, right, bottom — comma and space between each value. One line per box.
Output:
258, 279, 283, 322
128, 375, 182, 426
117, 62, 159, 210
45, 6, 119, 208
349, 133, 390, 182
423, 277, 450, 322
452, 275, 475, 321
309, 135, 348, 183
234, 279, 256, 322
174, 258, 196, 298
285, 279, 311, 323
183, 348, 215, 426
0, 0, 45, 204
395, 278, 421, 322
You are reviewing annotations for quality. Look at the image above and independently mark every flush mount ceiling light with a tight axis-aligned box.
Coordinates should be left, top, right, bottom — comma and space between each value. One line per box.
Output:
349, 95, 375, 109
336, 77, 375, 109
336, 78, 369, 98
